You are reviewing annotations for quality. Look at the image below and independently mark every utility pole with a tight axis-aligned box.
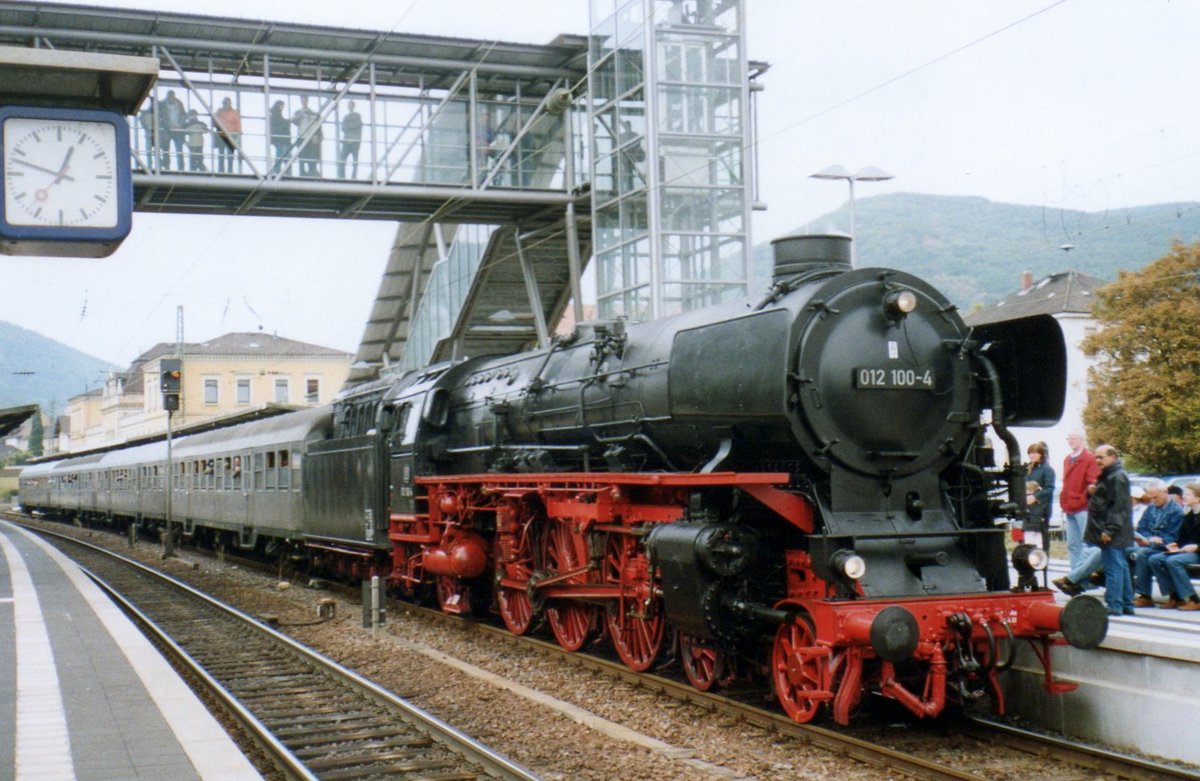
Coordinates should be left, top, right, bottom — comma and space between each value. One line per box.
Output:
160, 357, 181, 557
161, 307, 184, 557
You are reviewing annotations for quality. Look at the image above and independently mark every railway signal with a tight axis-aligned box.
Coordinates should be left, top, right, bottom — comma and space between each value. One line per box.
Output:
161, 358, 182, 411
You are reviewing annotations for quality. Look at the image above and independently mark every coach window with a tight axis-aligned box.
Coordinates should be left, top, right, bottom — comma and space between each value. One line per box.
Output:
306, 378, 320, 404
254, 452, 265, 490
266, 450, 278, 489
278, 450, 291, 489
204, 377, 219, 405
275, 379, 289, 403
291, 449, 301, 490
232, 455, 243, 489
237, 378, 251, 405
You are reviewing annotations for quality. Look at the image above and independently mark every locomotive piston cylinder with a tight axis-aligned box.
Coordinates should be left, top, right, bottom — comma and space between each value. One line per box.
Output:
421, 532, 489, 579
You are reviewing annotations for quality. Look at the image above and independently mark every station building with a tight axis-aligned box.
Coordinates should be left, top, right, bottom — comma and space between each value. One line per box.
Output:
65, 332, 352, 452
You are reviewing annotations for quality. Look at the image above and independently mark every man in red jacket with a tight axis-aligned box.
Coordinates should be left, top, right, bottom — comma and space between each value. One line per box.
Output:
1061, 431, 1100, 571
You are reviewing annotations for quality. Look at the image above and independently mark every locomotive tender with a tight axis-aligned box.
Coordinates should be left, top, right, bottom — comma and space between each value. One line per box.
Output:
20, 234, 1108, 724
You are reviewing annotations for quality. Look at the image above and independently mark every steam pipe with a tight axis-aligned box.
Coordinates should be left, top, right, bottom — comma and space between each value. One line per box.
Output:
975, 350, 1026, 518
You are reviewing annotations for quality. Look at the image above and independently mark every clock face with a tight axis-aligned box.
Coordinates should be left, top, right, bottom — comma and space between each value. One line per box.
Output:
3, 117, 119, 229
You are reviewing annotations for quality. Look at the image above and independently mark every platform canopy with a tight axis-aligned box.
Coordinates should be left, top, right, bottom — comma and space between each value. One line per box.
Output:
0, 45, 157, 114
0, 403, 38, 438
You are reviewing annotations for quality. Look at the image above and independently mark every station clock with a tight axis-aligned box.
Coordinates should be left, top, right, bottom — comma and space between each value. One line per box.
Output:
0, 105, 133, 257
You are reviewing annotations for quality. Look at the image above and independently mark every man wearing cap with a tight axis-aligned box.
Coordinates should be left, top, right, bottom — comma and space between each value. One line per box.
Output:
1061, 431, 1100, 571
1132, 479, 1184, 607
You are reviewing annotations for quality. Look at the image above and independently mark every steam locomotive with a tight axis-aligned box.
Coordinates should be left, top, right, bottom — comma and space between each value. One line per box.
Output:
19, 234, 1107, 725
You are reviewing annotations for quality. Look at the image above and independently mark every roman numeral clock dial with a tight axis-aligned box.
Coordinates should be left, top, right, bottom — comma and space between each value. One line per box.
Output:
0, 107, 132, 257
4, 118, 117, 227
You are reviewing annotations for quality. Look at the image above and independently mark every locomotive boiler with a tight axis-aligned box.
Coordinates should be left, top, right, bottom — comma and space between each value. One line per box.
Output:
20, 233, 1107, 725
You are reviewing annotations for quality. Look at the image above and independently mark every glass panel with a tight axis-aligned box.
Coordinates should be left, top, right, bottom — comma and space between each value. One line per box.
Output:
591, 0, 619, 20
627, 237, 652, 287
597, 246, 623, 292
620, 191, 649, 236
595, 201, 622, 249
659, 186, 744, 234
616, 45, 645, 97
658, 85, 740, 135
662, 234, 745, 282
592, 105, 617, 160
616, 0, 644, 43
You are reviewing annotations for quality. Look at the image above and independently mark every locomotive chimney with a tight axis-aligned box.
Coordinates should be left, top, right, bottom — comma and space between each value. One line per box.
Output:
770, 233, 852, 281
1020, 269, 1033, 291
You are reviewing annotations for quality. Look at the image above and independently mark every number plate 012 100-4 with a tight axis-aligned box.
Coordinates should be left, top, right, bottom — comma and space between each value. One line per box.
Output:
852, 366, 933, 390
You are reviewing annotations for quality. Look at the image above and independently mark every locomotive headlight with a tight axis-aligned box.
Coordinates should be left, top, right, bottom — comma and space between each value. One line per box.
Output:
884, 289, 918, 317
831, 549, 867, 580
1010, 543, 1049, 578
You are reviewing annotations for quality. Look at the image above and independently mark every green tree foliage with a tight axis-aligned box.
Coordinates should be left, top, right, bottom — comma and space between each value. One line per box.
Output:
1082, 241, 1200, 472
29, 413, 44, 458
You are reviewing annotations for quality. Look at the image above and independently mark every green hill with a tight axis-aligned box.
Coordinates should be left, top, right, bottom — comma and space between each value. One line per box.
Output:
0, 320, 115, 419
755, 193, 1200, 308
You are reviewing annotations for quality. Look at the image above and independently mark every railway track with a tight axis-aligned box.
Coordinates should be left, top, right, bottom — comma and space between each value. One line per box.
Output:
408, 600, 1200, 781
28, 524, 540, 781
13, 514, 1200, 781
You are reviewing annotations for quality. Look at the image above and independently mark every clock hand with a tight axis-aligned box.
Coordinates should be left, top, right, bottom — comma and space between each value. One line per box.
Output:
53, 146, 76, 183
11, 157, 76, 181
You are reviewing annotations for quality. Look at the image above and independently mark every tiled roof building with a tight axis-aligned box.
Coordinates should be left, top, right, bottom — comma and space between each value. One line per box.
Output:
66, 332, 352, 452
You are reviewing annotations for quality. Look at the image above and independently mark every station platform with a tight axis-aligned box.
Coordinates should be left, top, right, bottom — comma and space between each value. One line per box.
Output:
0, 520, 262, 781
1005, 561, 1200, 767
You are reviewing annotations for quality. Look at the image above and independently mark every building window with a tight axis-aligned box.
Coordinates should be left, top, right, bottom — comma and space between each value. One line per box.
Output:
237, 378, 251, 404
306, 378, 320, 404
275, 379, 289, 403
203, 378, 219, 404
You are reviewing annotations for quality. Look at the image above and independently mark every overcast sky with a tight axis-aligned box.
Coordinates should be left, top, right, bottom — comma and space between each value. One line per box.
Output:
5, 0, 1199, 372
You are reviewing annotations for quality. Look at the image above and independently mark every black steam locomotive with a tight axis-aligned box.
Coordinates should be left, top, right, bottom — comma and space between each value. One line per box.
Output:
20, 234, 1107, 724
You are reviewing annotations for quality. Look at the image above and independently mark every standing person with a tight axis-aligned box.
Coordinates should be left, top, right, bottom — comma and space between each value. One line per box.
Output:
1025, 441, 1055, 547
291, 95, 322, 177
337, 100, 363, 179
1131, 480, 1183, 606
160, 89, 187, 171
214, 97, 243, 174
1085, 445, 1134, 616
268, 99, 292, 176
137, 98, 163, 167
1148, 483, 1200, 610
1060, 431, 1100, 571
183, 109, 208, 172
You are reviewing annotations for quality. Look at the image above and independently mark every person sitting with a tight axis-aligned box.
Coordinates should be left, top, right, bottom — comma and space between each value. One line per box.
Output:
1132, 479, 1184, 607
1147, 483, 1200, 610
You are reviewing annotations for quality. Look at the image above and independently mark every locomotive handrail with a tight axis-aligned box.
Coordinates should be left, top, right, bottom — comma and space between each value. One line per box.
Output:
809, 529, 1004, 540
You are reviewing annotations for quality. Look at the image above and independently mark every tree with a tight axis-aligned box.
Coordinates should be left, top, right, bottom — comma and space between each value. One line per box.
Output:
28, 412, 43, 458
1082, 241, 1200, 472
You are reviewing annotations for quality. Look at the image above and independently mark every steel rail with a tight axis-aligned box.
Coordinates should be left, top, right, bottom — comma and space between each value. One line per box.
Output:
16, 515, 1196, 781
37, 527, 542, 781
962, 716, 1200, 781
